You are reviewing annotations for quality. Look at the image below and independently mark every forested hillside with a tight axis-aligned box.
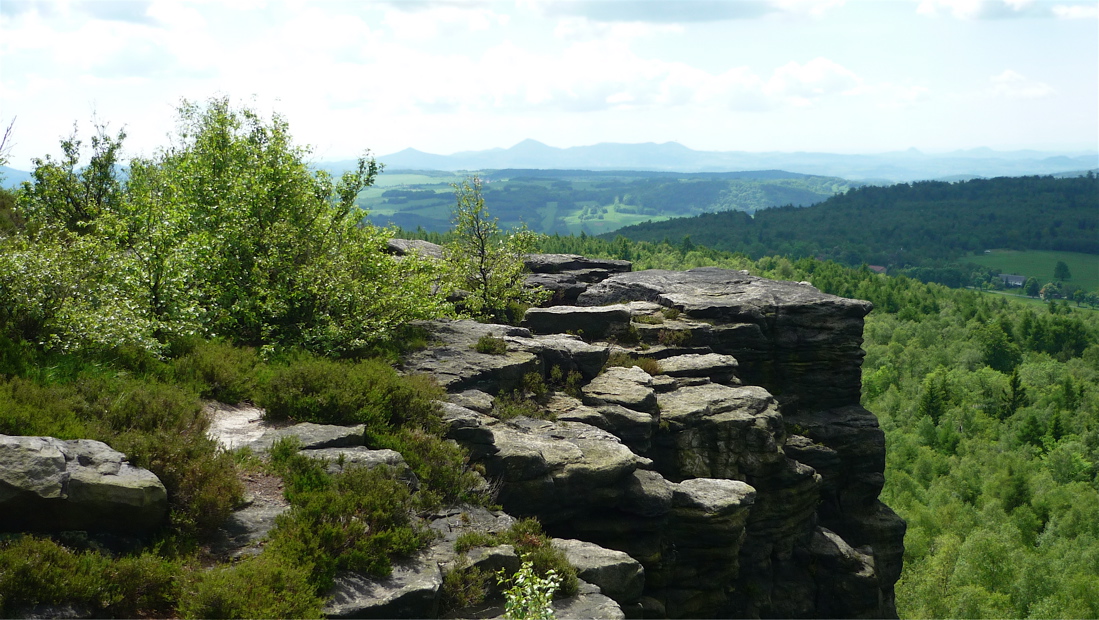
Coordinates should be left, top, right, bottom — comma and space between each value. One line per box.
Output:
608, 175, 1098, 278
537, 234, 1099, 619
357, 168, 855, 235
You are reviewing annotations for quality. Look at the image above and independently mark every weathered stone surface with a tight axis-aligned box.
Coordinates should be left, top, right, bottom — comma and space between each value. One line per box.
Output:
553, 538, 645, 604
547, 395, 655, 456
524, 253, 632, 276
581, 365, 658, 414
209, 491, 288, 559
386, 238, 444, 260
448, 390, 495, 414
652, 383, 785, 481
524, 272, 590, 305
0, 435, 167, 534
244, 422, 366, 453
578, 268, 872, 409
510, 334, 610, 380
658, 353, 739, 384
553, 581, 627, 620
523, 305, 631, 340
476, 419, 651, 523
402, 320, 542, 394
324, 557, 443, 619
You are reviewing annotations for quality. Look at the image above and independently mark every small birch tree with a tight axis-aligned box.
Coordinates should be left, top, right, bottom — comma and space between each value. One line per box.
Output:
445, 176, 546, 323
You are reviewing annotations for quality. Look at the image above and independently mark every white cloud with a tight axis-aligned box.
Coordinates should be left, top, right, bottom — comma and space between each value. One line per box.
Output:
764, 58, 862, 105
382, 3, 508, 40
989, 69, 1055, 98
915, 0, 1095, 18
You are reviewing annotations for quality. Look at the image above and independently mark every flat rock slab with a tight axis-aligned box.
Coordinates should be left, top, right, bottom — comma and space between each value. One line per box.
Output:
402, 320, 541, 394
582, 366, 657, 414
523, 305, 631, 340
659, 353, 739, 383
0, 435, 167, 534
524, 253, 632, 275
386, 238, 444, 260
301, 447, 418, 488
245, 422, 366, 453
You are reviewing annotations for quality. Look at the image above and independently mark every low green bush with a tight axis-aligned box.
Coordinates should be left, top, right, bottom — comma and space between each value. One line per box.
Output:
171, 340, 259, 404
632, 314, 663, 325
266, 452, 432, 592
452, 518, 578, 598
660, 307, 681, 320
0, 536, 182, 618
257, 354, 443, 431
370, 428, 490, 510
605, 352, 661, 376
178, 553, 322, 619
440, 557, 491, 614
475, 335, 508, 355
657, 328, 691, 347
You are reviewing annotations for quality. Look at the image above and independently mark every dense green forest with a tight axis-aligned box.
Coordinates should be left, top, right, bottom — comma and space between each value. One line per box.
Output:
607, 175, 1099, 289
357, 168, 855, 236
2, 102, 1097, 618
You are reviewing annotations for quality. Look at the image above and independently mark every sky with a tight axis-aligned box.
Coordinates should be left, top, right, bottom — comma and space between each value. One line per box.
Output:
1, 0, 1096, 169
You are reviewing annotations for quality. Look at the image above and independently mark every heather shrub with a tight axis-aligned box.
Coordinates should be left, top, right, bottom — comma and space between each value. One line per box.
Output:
475, 335, 508, 355
171, 340, 259, 404
257, 354, 443, 431
178, 553, 321, 619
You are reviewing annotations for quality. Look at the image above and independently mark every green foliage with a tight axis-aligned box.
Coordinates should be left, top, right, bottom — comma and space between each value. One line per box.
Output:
605, 352, 661, 376
548, 365, 584, 398
371, 427, 492, 510
657, 328, 691, 347
257, 353, 443, 430
170, 339, 259, 404
1054, 260, 1071, 281
178, 553, 321, 619
0, 536, 182, 618
498, 560, 562, 620
440, 558, 491, 614
5, 98, 450, 361
445, 176, 549, 323
453, 518, 578, 599
475, 334, 508, 355
265, 459, 431, 593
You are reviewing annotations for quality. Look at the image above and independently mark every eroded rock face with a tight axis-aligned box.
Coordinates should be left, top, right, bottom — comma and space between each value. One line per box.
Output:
0, 435, 167, 535
401, 261, 903, 619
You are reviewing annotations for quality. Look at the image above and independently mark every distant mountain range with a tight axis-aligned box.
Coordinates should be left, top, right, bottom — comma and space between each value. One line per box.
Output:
356, 140, 1097, 183
5, 141, 1096, 187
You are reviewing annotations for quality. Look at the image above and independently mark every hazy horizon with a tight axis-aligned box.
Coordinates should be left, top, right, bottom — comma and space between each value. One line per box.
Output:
2, 0, 1097, 169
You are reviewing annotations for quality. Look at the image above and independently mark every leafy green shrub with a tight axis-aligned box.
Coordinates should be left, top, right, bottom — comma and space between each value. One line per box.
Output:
498, 560, 562, 620
632, 314, 663, 325
178, 553, 322, 619
475, 335, 508, 355
660, 307, 681, 320
452, 518, 577, 598
257, 354, 443, 431
171, 340, 259, 404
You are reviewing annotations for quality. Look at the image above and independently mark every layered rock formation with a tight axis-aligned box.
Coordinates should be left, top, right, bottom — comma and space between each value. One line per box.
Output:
396, 256, 905, 618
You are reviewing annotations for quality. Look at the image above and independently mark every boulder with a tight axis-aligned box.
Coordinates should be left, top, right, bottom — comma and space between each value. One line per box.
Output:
323, 557, 443, 619
0, 435, 167, 535
552, 581, 626, 620
524, 253, 632, 276
581, 366, 658, 414
552, 538, 645, 604
658, 353, 739, 384
386, 238, 445, 260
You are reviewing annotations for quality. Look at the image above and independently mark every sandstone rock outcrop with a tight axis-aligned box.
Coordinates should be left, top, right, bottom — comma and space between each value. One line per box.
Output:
401, 263, 904, 619
0, 435, 167, 535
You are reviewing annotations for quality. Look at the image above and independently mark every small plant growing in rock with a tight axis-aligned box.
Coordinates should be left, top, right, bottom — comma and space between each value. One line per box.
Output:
657, 328, 691, 347
549, 365, 584, 398
441, 558, 491, 614
605, 352, 661, 376
498, 560, 562, 620
632, 314, 663, 325
475, 335, 507, 355
660, 307, 681, 320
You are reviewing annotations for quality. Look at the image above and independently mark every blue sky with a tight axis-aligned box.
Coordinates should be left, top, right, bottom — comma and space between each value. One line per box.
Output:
1, 0, 1096, 168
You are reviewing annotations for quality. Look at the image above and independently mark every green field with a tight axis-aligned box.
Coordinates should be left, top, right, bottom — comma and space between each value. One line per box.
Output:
964, 249, 1099, 292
